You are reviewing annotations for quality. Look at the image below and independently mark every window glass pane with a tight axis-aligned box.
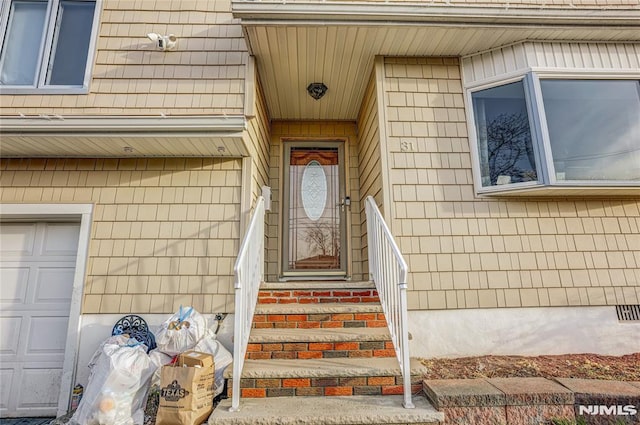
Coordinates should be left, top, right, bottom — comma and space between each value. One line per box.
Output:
0, 0, 47, 85
47, 0, 95, 86
541, 79, 640, 182
472, 81, 538, 187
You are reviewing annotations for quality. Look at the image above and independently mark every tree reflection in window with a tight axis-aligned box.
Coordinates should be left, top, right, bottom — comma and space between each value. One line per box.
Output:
472, 81, 538, 187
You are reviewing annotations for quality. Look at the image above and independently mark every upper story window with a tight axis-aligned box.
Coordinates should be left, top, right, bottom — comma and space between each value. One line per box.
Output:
0, 0, 100, 94
468, 75, 640, 193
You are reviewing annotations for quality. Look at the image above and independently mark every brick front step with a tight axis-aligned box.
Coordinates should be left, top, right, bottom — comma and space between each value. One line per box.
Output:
230, 375, 423, 398
246, 340, 396, 360
225, 357, 426, 399
246, 327, 395, 360
258, 281, 379, 304
258, 289, 380, 304
252, 303, 385, 329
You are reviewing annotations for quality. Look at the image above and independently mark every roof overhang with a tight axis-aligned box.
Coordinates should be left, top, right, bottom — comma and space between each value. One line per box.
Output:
233, 2, 640, 26
0, 115, 248, 157
232, 1, 640, 121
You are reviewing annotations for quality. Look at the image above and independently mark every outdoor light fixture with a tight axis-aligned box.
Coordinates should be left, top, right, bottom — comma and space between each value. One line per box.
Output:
307, 82, 328, 100
147, 33, 178, 51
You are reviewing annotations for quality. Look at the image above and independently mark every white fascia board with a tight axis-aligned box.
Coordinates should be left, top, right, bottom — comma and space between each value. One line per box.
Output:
0, 115, 247, 135
231, 2, 640, 27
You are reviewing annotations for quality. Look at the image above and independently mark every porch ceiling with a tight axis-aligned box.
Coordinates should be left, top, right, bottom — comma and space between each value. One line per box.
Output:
233, 2, 640, 121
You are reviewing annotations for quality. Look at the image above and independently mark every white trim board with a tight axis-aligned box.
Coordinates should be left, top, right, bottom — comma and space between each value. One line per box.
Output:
0, 203, 94, 417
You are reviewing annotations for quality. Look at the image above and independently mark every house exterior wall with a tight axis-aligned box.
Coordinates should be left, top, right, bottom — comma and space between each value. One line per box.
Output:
357, 70, 384, 279
0, 157, 242, 314
0, 0, 247, 116
266, 121, 365, 281
379, 56, 640, 311
245, 80, 271, 203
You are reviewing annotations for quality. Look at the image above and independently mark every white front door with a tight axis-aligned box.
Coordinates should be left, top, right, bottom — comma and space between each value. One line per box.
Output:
0, 222, 80, 417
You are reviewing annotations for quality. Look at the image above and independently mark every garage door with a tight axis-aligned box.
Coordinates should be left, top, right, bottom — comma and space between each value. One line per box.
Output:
0, 222, 80, 418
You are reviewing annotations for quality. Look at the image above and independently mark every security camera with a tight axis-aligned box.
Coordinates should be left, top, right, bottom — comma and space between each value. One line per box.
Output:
146, 33, 177, 51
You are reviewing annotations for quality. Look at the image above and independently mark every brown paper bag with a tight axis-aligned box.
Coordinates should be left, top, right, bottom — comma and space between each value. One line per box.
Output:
156, 351, 215, 425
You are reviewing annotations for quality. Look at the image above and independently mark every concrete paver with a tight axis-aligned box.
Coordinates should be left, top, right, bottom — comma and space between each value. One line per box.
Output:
555, 378, 640, 397
487, 377, 574, 405
423, 379, 505, 409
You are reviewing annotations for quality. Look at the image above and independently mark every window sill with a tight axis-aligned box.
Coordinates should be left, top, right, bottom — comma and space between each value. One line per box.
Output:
0, 86, 89, 95
479, 185, 640, 197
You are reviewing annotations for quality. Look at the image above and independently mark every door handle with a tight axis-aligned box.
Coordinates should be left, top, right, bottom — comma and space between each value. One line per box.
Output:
339, 196, 351, 212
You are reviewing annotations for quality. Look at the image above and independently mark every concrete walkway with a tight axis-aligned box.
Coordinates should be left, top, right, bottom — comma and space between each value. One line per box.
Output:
210, 395, 443, 425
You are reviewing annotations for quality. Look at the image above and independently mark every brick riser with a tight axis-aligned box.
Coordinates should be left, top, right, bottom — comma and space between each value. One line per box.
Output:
229, 375, 423, 398
246, 341, 396, 360
252, 312, 387, 329
258, 289, 379, 304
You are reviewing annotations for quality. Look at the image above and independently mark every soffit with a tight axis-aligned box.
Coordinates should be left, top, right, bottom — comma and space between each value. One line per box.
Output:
0, 134, 246, 157
234, 3, 640, 121
0, 115, 248, 157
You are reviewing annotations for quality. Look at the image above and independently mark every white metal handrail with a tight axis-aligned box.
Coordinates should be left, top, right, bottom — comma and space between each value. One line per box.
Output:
230, 196, 265, 412
365, 196, 414, 409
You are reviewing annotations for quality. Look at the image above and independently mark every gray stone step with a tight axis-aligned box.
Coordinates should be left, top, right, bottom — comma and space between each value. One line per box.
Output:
225, 357, 426, 379
209, 395, 443, 425
249, 327, 391, 343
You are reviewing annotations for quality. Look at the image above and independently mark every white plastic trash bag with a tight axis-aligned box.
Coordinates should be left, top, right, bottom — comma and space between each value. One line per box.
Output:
148, 349, 175, 388
194, 329, 233, 397
70, 335, 156, 425
215, 313, 234, 355
155, 306, 206, 356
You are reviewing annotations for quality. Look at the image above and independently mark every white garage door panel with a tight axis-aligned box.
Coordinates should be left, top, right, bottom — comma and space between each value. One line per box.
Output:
0, 222, 79, 417
0, 317, 22, 355
34, 268, 75, 305
0, 224, 36, 256
0, 369, 15, 410
16, 368, 62, 412
0, 268, 28, 303
27, 317, 69, 355
41, 224, 80, 256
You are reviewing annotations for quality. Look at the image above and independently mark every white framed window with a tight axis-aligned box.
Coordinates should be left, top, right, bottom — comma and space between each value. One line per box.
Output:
467, 73, 640, 194
0, 0, 101, 94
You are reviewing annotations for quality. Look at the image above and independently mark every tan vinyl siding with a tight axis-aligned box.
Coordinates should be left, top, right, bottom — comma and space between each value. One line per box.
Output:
1, 0, 247, 116
245, 79, 271, 202
380, 57, 640, 310
267, 121, 365, 281
0, 157, 241, 314
357, 70, 384, 279
462, 42, 640, 86
244, 77, 272, 279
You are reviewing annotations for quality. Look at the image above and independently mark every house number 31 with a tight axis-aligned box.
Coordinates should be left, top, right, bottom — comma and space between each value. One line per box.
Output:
400, 140, 414, 152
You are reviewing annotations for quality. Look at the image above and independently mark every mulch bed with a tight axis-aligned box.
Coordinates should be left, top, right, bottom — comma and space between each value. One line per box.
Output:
421, 352, 640, 381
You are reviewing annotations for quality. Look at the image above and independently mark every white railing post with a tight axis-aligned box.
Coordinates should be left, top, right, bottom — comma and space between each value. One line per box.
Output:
230, 196, 265, 412
365, 196, 415, 409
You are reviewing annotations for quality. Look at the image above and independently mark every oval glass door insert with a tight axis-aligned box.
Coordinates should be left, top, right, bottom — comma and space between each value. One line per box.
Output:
301, 160, 327, 221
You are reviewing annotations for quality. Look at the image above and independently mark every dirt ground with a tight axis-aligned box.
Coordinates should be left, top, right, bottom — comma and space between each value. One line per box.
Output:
421, 352, 640, 381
